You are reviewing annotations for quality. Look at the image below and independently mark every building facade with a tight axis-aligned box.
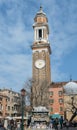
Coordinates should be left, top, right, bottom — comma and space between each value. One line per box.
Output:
49, 82, 66, 117
0, 89, 21, 117
0, 92, 8, 117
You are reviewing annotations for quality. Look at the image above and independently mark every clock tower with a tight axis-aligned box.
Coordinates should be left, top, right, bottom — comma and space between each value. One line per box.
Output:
32, 6, 51, 84
31, 7, 51, 106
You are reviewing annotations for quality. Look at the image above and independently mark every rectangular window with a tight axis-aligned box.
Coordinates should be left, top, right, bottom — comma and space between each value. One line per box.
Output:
59, 98, 63, 104
39, 29, 42, 38
58, 91, 63, 96
51, 107, 53, 112
0, 104, 2, 110
49, 91, 53, 96
49, 99, 54, 104
0, 97, 2, 101
8, 106, 10, 110
60, 107, 63, 112
12, 107, 14, 111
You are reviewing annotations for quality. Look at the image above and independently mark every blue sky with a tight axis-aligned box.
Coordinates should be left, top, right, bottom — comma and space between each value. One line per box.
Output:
0, 0, 77, 92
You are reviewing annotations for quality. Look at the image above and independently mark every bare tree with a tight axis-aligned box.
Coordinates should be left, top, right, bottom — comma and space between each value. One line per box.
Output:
24, 78, 50, 109
24, 78, 33, 106
64, 94, 77, 121
70, 96, 77, 121
32, 80, 50, 108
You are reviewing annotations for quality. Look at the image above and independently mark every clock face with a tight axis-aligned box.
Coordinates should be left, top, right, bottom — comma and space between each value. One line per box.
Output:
35, 59, 45, 69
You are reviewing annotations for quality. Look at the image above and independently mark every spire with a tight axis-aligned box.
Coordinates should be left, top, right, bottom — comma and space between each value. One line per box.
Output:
39, 5, 43, 12
70, 75, 72, 81
36, 6, 46, 16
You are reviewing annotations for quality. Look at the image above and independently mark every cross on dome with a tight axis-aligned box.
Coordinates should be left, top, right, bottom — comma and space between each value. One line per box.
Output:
39, 5, 43, 12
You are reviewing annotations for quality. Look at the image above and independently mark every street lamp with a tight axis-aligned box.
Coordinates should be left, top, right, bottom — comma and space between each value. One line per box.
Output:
21, 88, 26, 130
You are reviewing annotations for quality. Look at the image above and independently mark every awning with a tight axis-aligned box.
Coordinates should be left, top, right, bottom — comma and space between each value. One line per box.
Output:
14, 116, 28, 120
51, 114, 61, 118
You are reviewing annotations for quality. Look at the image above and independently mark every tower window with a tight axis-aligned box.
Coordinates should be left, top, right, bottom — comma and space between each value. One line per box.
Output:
39, 29, 42, 38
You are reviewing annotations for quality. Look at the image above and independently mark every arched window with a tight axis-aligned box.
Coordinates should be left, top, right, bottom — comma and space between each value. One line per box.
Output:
39, 29, 42, 38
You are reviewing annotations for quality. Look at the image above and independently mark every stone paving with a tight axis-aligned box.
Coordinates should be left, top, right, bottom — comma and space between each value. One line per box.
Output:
24, 127, 77, 130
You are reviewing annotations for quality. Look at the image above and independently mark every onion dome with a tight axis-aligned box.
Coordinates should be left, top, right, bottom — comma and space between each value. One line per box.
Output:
63, 81, 77, 94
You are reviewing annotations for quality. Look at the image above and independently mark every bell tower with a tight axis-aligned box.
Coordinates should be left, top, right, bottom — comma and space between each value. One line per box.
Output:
31, 7, 51, 106
31, 6, 51, 84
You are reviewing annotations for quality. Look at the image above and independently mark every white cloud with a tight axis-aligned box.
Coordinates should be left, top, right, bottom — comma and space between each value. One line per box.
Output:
0, 0, 77, 91
0, 54, 32, 91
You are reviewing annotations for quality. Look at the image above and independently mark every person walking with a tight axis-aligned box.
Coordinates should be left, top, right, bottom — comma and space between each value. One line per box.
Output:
49, 118, 54, 129
59, 116, 63, 129
10, 119, 14, 130
54, 118, 59, 130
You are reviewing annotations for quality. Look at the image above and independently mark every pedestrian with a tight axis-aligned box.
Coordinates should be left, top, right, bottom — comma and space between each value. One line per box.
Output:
54, 118, 59, 130
59, 116, 63, 129
4, 119, 8, 129
50, 118, 54, 129
17, 121, 21, 130
10, 119, 14, 130
7, 120, 11, 130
